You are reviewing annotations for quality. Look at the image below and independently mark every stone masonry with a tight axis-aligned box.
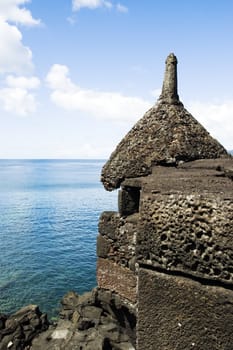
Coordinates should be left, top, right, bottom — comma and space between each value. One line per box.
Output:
98, 54, 233, 349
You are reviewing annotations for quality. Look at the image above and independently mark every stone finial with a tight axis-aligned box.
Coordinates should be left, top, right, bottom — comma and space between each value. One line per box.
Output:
159, 53, 180, 104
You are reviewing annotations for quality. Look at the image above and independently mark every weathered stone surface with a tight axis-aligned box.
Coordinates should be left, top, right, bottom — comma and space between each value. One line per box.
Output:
136, 159, 233, 285
101, 54, 228, 191
97, 259, 137, 302
0, 305, 49, 350
97, 234, 112, 258
98, 212, 138, 269
98, 211, 120, 240
137, 268, 233, 350
159, 52, 180, 104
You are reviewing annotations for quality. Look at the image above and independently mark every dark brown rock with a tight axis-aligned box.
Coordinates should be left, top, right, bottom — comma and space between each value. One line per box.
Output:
0, 315, 7, 331
0, 305, 49, 350
30, 288, 136, 350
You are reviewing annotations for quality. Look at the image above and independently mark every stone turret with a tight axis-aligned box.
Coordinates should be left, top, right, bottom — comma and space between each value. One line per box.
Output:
97, 54, 233, 350
101, 53, 228, 191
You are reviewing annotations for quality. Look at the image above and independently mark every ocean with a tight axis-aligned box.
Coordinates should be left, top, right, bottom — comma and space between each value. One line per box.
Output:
0, 159, 117, 318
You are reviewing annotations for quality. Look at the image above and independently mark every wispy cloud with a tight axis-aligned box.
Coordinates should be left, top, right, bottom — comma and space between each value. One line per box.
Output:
46, 64, 151, 122
116, 3, 128, 13
72, 0, 112, 11
72, 0, 128, 13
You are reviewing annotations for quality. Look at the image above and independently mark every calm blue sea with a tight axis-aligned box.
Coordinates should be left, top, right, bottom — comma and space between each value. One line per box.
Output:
0, 160, 117, 318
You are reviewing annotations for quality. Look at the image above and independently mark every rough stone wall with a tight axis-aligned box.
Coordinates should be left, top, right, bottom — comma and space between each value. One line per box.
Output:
98, 158, 233, 349
96, 209, 138, 304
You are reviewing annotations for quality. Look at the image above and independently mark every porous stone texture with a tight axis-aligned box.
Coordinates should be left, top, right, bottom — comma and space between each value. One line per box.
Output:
31, 289, 136, 350
101, 54, 228, 191
0, 305, 49, 350
97, 259, 137, 303
137, 268, 233, 350
98, 211, 138, 269
137, 159, 233, 285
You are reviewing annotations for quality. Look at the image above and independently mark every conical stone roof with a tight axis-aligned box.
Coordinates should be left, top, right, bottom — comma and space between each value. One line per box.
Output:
101, 53, 229, 191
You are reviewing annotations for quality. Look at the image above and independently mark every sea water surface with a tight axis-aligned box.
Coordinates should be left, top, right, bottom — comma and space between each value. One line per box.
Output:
0, 160, 117, 318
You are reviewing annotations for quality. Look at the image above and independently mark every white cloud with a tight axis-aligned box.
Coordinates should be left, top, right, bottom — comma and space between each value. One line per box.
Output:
0, 74, 40, 116
6, 75, 40, 89
0, 0, 40, 26
116, 3, 128, 13
0, 87, 37, 116
72, 0, 112, 11
0, 21, 33, 74
187, 100, 233, 150
46, 64, 75, 91
46, 64, 151, 122
0, 0, 40, 75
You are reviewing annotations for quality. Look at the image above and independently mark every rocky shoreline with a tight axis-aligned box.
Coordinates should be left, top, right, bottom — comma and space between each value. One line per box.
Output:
0, 288, 135, 350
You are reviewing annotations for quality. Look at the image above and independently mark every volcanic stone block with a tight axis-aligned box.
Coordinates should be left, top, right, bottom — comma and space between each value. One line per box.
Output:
97, 258, 137, 302
97, 234, 112, 258
98, 212, 120, 240
137, 161, 233, 285
137, 267, 233, 350
98, 211, 138, 268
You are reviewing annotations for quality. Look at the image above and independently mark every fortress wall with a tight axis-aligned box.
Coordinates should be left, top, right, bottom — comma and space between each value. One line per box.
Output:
97, 158, 233, 349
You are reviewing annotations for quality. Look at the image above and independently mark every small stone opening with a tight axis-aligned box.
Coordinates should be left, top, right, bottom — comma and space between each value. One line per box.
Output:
118, 186, 141, 216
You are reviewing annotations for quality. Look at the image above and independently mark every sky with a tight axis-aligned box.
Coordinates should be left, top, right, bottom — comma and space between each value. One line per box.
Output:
0, 0, 233, 159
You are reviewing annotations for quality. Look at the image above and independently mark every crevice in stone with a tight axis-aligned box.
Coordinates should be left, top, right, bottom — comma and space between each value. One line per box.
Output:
139, 263, 233, 291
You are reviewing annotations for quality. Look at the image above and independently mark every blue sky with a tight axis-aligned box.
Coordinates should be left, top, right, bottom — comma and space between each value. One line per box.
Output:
0, 0, 232, 158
